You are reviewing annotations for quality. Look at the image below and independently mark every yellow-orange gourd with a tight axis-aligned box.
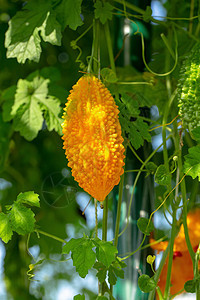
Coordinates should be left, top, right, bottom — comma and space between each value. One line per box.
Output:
62, 75, 125, 202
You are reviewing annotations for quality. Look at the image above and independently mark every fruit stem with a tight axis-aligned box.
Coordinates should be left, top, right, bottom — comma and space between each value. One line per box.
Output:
104, 21, 116, 73
114, 173, 124, 248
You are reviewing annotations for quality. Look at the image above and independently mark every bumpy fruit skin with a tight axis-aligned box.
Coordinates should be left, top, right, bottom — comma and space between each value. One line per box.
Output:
62, 75, 125, 202
178, 43, 200, 132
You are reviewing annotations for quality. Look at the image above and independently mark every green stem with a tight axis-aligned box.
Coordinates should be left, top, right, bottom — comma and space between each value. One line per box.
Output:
128, 143, 144, 164
114, 173, 124, 248
34, 229, 66, 244
163, 206, 177, 299
180, 158, 195, 264
195, 245, 200, 300
148, 244, 170, 300
101, 196, 108, 296
93, 20, 100, 75
188, 179, 199, 210
102, 197, 108, 241
114, 0, 145, 15
117, 135, 173, 240
104, 22, 116, 73
189, 0, 195, 34
173, 122, 195, 266
87, 20, 100, 74
95, 198, 98, 238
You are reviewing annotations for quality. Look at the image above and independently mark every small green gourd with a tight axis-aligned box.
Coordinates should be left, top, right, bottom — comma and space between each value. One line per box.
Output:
178, 43, 200, 134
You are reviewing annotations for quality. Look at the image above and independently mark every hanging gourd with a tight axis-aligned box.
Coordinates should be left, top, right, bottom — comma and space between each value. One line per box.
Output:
178, 43, 200, 134
62, 74, 125, 202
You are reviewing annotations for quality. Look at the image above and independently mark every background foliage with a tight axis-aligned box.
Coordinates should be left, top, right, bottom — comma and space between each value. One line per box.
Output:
0, 0, 200, 299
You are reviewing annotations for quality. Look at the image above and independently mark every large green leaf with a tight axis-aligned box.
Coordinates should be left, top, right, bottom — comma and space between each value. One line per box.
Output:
10, 202, 35, 235
93, 239, 118, 267
6, 76, 62, 141
63, 237, 96, 278
55, 0, 83, 30
5, 0, 62, 63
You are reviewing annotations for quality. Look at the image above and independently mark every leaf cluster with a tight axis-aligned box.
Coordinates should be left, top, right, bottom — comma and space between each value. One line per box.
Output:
62, 235, 126, 289
0, 191, 40, 243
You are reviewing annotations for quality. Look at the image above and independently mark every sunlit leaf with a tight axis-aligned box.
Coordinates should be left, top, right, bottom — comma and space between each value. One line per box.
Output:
0, 213, 13, 243
5, 0, 61, 63
10, 202, 35, 235
16, 191, 40, 207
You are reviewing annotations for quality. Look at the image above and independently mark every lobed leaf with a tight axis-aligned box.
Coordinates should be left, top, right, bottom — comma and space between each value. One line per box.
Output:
5, 0, 61, 63
183, 145, 200, 180
94, 1, 113, 24
93, 238, 118, 267
16, 191, 40, 207
55, 0, 83, 30
10, 202, 35, 235
63, 237, 96, 278
3, 76, 62, 141
116, 94, 151, 150
0, 213, 13, 243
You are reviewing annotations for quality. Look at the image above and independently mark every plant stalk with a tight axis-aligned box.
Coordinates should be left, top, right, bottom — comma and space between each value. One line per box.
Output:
104, 21, 116, 73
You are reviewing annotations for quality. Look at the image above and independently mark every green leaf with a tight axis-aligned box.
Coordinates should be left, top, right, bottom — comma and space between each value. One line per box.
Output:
10, 76, 61, 141
62, 237, 84, 254
63, 237, 96, 278
94, 1, 113, 24
10, 202, 35, 235
5, 0, 61, 63
96, 297, 108, 300
112, 261, 125, 279
138, 275, 156, 293
146, 162, 157, 175
191, 127, 200, 142
0, 115, 12, 171
73, 295, 85, 300
40, 96, 62, 135
16, 191, 40, 207
72, 240, 96, 278
143, 6, 152, 22
55, 0, 83, 30
101, 68, 118, 83
184, 279, 196, 293
94, 239, 118, 267
0, 213, 13, 243
154, 165, 171, 186
93, 261, 107, 283
108, 266, 117, 285
183, 145, 200, 180
116, 95, 151, 150
12, 78, 45, 140
137, 218, 154, 235
2, 85, 16, 122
